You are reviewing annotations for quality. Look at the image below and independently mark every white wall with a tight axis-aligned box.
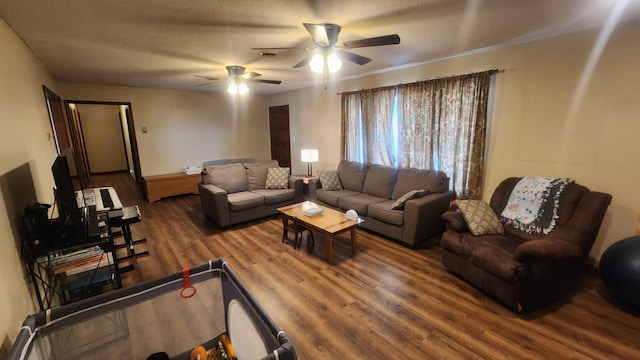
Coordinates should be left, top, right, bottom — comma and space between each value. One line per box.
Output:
59, 84, 271, 176
0, 18, 60, 353
268, 20, 640, 262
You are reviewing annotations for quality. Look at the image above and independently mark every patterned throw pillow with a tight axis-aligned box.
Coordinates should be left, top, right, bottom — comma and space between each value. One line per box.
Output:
457, 200, 504, 236
265, 167, 289, 189
391, 189, 429, 210
317, 170, 343, 191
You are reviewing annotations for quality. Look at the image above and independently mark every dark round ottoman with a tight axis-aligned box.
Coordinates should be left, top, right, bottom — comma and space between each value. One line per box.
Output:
600, 236, 640, 309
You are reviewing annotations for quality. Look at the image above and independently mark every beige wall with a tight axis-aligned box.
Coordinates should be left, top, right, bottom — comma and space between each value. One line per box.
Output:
59, 84, 271, 176
0, 18, 59, 353
269, 20, 640, 261
76, 104, 128, 173
3, 11, 640, 353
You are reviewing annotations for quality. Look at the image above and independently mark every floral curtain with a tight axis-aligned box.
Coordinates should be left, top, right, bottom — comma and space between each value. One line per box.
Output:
341, 71, 492, 199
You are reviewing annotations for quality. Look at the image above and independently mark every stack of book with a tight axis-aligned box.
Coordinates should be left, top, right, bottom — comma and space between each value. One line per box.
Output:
48, 246, 115, 302
48, 246, 113, 276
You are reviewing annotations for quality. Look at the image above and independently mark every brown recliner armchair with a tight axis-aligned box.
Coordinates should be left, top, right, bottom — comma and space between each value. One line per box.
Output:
440, 177, 612, 312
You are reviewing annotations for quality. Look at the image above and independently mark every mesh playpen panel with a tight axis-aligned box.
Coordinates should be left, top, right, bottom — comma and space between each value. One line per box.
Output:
9, 259, 297, 360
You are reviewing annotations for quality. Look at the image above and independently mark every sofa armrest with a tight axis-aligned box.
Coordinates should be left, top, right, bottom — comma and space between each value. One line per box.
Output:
441, 210, 469, 233
288, 176, 304, 202
514, 238, 584, 262
307, 177, 322, 202
198, 183, 231, 227
403, 190, 456, 244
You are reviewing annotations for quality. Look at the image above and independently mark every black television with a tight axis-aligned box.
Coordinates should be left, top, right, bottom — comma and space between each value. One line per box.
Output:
51, 148, 85, 246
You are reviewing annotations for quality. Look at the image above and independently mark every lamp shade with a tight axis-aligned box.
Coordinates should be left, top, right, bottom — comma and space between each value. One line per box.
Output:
300, 149, 319, 162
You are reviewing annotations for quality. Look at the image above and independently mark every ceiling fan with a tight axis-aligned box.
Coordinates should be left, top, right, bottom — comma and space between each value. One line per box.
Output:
255, 23, 400, 72
196, 65, 282, 88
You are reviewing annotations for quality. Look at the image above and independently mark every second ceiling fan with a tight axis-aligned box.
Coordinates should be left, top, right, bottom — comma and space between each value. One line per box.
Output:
197, 66, 281, 93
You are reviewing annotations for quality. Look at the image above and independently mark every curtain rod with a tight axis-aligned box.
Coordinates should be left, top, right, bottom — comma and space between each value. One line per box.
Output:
336, 68, 503, 95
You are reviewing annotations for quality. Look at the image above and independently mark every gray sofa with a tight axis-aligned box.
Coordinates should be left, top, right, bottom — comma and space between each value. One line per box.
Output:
308, 160, 455, 246
198, 159, 303, 227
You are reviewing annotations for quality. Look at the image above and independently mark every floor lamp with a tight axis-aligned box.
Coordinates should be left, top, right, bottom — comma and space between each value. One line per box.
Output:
300, 149, 319, 177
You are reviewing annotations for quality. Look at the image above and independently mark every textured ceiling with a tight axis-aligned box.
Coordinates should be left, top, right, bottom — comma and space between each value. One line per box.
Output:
1, 0, 640, 94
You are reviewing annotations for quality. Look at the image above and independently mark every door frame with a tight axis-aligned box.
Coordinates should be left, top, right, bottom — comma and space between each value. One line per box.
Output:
63, 100, 143, 191
268, 105, 292, 170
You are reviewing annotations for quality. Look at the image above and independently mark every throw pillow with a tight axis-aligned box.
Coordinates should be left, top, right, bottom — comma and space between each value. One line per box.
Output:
457, 200, 504, 236
265, 167, 289, 189
391, 189, 429, 210
317, 170, 343, 191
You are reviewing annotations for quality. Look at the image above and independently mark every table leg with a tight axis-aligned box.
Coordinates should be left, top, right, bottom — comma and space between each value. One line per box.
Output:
326, 234, 333, 264
281, 214, 287, 242
351, 226, 357, 256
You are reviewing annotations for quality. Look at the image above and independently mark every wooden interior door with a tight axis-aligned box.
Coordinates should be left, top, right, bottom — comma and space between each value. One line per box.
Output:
66, 105, 91, 188
269, 105, 291, 169
43, 86, 70, 153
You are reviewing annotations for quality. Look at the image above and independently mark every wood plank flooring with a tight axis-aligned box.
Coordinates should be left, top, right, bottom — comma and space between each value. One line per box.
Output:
97, 173, 640, 359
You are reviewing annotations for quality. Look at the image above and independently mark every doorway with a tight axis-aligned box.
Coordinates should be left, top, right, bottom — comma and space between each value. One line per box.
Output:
64, 100, 143, 192
268, 105, 291, 169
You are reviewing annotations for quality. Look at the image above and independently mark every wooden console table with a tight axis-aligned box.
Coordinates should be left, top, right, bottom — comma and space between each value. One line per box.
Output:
144, 173, 201, 202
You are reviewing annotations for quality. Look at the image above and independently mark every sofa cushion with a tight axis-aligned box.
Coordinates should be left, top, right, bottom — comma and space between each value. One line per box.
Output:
338, 193, 387, 216
316, 189, 360, 207
202, 163, 249, 193
252, 189, 296, 205
457, 200, 504, 236
265, 167, 289, 189
362, 164, 398, 199
337, 160, 370, 192
392, 168, 448, 200
227, 191, 264, 211
441, 233, 527, 281
317, 170, 343, 191
391, 189, 429, 210
244, 160, 279, 190
368, 200, 405, 226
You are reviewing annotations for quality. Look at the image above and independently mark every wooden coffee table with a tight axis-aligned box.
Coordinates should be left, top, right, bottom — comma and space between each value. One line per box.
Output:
277, 202, 361, 264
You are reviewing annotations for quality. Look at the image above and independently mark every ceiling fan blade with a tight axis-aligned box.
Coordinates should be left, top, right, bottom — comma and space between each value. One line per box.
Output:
251, 47, 304, 50
195, 75, 219, 81
240, 71, 262, 80
341, 34, 401, 49
250, 79, 282, 85
293, 55, 314, 68
337, 50, 372, 65
303, 23, 341, 46
303, 23, 328, 46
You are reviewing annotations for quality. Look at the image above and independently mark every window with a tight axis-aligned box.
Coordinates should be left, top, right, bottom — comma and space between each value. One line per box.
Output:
341, 71, 493, 199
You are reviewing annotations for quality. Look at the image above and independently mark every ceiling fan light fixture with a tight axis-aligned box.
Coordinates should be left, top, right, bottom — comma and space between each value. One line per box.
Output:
309, 52, 342, 74
309, 53, 325, 74
227, 79, 238, 94
227, 78, 249, 95
327, 53, 342, 73
238, 82, 249, 94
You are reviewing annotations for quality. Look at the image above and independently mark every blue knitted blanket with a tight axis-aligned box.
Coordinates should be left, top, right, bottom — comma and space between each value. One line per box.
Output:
500, 177, 572, 234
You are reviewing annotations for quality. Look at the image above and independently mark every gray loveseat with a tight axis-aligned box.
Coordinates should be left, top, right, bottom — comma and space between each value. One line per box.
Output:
198, 159, 303, 227
308, 160, 455, 246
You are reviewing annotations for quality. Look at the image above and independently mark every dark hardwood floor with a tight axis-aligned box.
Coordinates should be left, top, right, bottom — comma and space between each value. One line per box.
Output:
95, 173, 640, 359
